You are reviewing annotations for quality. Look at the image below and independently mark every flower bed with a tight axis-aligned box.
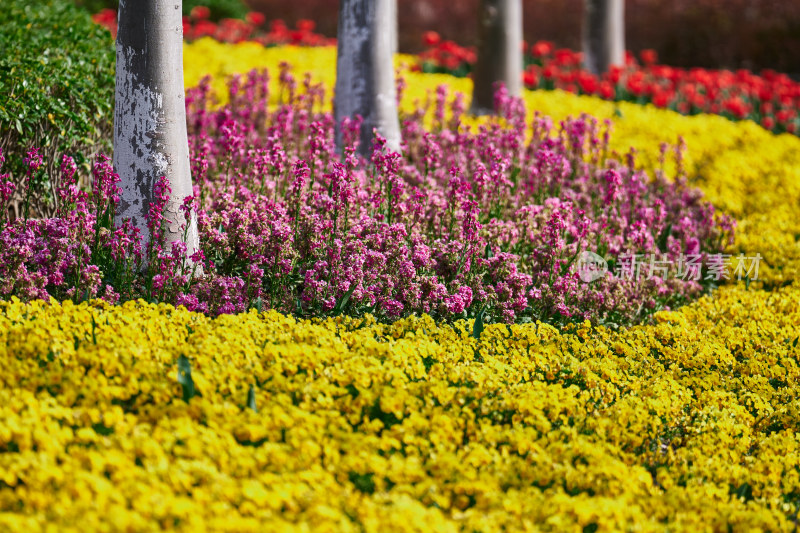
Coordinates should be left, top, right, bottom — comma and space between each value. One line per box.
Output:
184, 41, 800, 289
2, 21, 800, 532
5, 40, 800, 327
0, 54, 737, 326
418, 36, 800, 136
0, 284, 799, 531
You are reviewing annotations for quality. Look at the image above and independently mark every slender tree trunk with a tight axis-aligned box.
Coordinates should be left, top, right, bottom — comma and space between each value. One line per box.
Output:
114, 0, 200, 265
389, 0, 398, 56
471, 0, 523, 115
334, 0, 402, 155
582, 0, 625, 75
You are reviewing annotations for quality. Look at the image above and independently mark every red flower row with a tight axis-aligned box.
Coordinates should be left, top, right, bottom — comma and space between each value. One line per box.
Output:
418, 32, 800, 135
91, 8, 335, 48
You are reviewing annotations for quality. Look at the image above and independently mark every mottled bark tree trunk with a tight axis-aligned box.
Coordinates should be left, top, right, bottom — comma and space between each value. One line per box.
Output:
114, 0, 200, 266
582, 0, 625, 75
334, 0, 402, 155
471, 0, 523, 115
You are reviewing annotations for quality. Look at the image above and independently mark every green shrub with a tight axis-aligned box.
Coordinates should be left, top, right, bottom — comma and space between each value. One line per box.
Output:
75, 0, 251, 21
73, 0, 117, 13
0, 0, 115, 217
183, 0, 250, 21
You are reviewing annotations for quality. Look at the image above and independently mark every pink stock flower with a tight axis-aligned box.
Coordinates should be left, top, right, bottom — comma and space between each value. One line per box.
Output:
0, 64, 733, 324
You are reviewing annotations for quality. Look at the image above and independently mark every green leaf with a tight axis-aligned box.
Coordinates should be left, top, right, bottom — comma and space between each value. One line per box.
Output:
90, 313, 97, 345
472, 306, 486, 340
348, 471, 376, 494
247, 384, 258, 413
484, 244, 493, 260
333, 282, 357, 316
657, 223, 673, 254
177, 355, 196, 402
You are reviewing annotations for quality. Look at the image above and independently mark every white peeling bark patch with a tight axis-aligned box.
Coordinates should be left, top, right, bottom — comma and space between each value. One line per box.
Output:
113, 0, 201, 269
114, 46, 164, 239
334, 0, 402, 155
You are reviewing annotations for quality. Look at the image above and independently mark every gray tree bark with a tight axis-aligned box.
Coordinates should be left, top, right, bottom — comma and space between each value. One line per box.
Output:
114, 0, 201, 266
334, 0, 402, 155
471, 0, 523, 115
389, 0, 398, 56
582, 0, 625, 75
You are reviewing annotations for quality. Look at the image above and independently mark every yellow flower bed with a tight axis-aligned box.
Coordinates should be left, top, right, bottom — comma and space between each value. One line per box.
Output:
183, 40, 800, 286
0, 289, 798, 531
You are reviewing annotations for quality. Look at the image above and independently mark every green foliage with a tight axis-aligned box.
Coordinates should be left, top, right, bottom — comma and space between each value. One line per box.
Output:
332, 282, 357, 316
348, 471, 376, 495
183, 0, 250, 21
246, 384, 257, 413
73, 0, 117, 13
471, 305, 486, 340
0, 0, 115, 216
420, 60, 472, 79
177, 355, 196, 402
75, 0, 250, 21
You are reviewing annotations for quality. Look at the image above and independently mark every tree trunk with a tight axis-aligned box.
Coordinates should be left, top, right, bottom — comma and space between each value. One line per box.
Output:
471, 0, 523, 115
582, 0, 625, 75
389, 0, 398, 56
114, 0, 200, 266
334, 0, 402, 155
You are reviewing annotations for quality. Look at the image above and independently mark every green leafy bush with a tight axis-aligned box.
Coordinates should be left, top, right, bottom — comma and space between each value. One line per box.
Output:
0, 0, 115, 217
183, 0, 250, 21
73, 0, 117, 13
76, 0, 250, 22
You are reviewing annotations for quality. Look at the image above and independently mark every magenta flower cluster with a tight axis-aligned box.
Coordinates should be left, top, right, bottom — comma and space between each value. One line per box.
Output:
0, 67, 734, 326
